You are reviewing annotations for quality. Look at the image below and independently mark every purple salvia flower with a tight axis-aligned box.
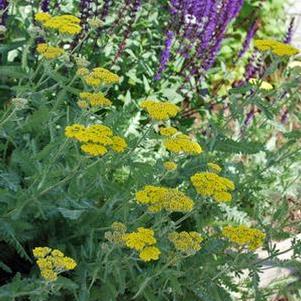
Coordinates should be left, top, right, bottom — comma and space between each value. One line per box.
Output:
155, 30, 174, 80
113, 0, 142, 62
40, 0, 50, 12
284, 17, 295, 44
100, 0, 112, 20
244, 107, 255, 126
0, 0, 8, 25
238, 20, 259, 59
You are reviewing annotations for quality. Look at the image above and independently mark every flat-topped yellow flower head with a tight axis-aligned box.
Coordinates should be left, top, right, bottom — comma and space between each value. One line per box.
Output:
33, 247, 76, 282
249, 78, 273, 91
222, 225, 265, 251
64, 124, 127, 156
163, 133, 202, 155
135, 185, 194, 213
168, 231, 203, 255
140, 100, 180, 120
191, 172, 235, 202
123, 227, 156, 251
41, 14, 81, 35
35, 12, 52, 23
37, 43, 64, 60
254, 39, 299, 57
83, 67, 120, 86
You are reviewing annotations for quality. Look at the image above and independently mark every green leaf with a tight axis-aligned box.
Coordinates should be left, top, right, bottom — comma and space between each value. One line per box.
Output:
0, 66, 26, 79
214, 137, 264, 154
58, 208, 84, 220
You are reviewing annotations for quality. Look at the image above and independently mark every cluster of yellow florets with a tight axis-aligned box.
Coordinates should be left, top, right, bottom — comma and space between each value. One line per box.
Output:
35, 12, 82, 35
249, 78, 273, 91
79, 92, 112, 108
159, 126, 178, 136
64, 124, 127, 156
105, 222, 127, 246
33, 247, 77, 281
140, 100, 180, 121
222, 225, 266, 251
36, 43, 64, 60
163, 161, 177, 171
123, 227, 161, 262
168, 231, 203, 255
254, 39, 299, 57
207, 162, 222, 173
80, 67, 120, 86
135, 185, 194, 213
190, 172, 235, 202
163, 133, 203, 155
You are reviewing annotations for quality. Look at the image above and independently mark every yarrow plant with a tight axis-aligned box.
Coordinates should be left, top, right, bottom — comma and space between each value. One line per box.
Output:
0, 1, 301, 301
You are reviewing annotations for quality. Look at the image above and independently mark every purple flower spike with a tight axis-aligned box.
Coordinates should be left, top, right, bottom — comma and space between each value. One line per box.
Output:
100, 0, 112, 20
155, 30, 174, 80
238, 20, 259, 59
0, 0, 8, 25
284, 17, 295, 44
40, 0, 50, 12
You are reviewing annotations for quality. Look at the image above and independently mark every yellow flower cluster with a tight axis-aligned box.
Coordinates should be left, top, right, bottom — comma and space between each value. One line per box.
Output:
207, 162, 222, 173
33, 247, 77, 281
36, 43, 64, 60
159, 126, 178, 136
82, 67, 120, 86
254, 39, 299, 57
249, 78, 273, 91
140, 100, 180, 120
222, 225, 266, 251
135, 185, 194, 213
123, 227, 160, 262
164, 161, 177, 171
168, 231, 203, 254
79, 92, 112, 108
191, 172, 235, 202
64, 124, 127, 156
105, 222, 127, 246
35, 12, 51, 23
35, 12, 82, 35
163, 133, 202, 155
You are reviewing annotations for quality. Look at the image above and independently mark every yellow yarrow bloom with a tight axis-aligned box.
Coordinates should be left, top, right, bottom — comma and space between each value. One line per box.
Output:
111, 136, 127, 153
249, 78, 273, 91
33, 247, 76, 282
43, 15, 82, 35
80, 143, 108, 156
222, 225, 265, 251
159, 126, 178, 136
36, 43, 64, 60
135, 185, 194, 213
163, 133, 202, 155
84, 67, 120, 86
79, 92, 112, 107
254, 39, 299, 57
168, 231, 203, 254
140, 100, 180, 121
191, 172, 235, 202
164, 161, 177, 171
64, 124, 127, 156
33, 247, 52, 258
35, 12, 52, 23
207, 162, 222, 173
139, 246, 161, 262
123, 227, 156, 251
